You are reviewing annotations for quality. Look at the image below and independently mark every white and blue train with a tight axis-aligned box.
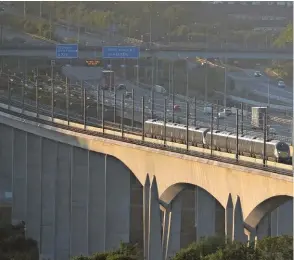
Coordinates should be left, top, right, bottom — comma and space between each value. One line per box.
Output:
144, 119, 291, 163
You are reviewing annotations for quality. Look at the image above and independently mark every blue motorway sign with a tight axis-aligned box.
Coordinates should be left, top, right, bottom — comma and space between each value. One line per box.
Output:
56, 44, 78, 59
102, 46, 140, 59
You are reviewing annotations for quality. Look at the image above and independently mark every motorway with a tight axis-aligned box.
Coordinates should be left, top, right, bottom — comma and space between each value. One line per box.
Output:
51, 66, 294, 141
229, 69, 293, 105
0, 64, 292, 143
0, 49, 292, 60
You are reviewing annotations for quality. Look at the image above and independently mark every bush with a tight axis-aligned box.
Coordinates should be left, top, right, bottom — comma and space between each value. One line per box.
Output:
72, 256, 91, 260
256, 236, 293, 260
0, 223, 39, 260
172, 236, 226, 260
91, 252, 109, 260
204, 242, 259, 260
106, 255, 137, 260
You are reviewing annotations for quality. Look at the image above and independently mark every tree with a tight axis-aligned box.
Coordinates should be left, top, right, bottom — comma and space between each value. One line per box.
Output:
0, 223, 39, 260
204, 242, 260, 260
174, 236, 293, 260
71, 242, 141, 260
256, 235, 293, 260
274, 23, 293, 47
172, 236, 226, 260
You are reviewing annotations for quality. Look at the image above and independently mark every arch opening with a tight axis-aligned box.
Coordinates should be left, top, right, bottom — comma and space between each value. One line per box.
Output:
245, 195, 292, 229
160, 182, 226, 250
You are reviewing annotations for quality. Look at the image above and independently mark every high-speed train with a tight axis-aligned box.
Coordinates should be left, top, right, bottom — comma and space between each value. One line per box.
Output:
144, 119, 291, 163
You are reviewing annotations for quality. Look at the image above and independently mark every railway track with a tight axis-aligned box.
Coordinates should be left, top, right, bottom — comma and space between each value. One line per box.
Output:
0, 101, 292, 176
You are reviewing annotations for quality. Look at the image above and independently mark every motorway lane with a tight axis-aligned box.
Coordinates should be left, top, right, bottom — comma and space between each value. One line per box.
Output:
241, 69, 293, 102
1, 69, 292, 142
0, 49, 292, 60
228, 70, 293, 108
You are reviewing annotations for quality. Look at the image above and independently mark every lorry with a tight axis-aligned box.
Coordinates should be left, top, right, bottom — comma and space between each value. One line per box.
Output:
251, 107, 267, 129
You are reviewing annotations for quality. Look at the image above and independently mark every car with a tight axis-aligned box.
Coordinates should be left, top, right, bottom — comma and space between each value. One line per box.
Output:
254, 71, 262, 77
215, 111, 226, 119
116, 84, 126, 91
125, 91, 132, 98
277, 80, 286, 88
173, 104, 181, 112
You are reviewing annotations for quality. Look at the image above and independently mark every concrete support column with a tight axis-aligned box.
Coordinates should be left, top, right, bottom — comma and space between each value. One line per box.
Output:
70, 147, 89, 257
11, 129, 27, 224
225, 194, 233, 242
0, 125, 13, 202
196, 187, 216, 240
143, 175, 150, 260
225, 195, 246, 243
163, 198, 182, 260
148, 176, 162, 260
88, 152, 106, 254
105, 155, 131, 250
40, 138, 58, 260
233, 197, 246, 242
26, 134, 42, 245
55, 143, 71, 260
244, 226, 257, 244
161, 206, 170, 260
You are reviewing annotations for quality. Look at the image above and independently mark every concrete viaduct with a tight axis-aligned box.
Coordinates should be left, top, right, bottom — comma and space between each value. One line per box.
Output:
0, 110, 292, 260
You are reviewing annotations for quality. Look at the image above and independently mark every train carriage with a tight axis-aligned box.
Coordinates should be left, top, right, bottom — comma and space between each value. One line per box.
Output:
213, 131, 232, 152
251, 138, 265, 159
189, 127, 205, 145
203, 130, 222, 149
226, 134, 238, 153
238, 135, 256, 156
144, 119, 291, 163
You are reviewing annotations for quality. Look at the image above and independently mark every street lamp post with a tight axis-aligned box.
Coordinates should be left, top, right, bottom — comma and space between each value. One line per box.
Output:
21, 76, 25, 113
132, 89, 134, 128
66, 77, 69, 124
83, 87, 86, 129
142, 96, 145, 141
51, 63, 54, 120
39, 1, 42, 17
224, 67, 227, 108
114, 87, 116, 123
186, 58, 189, 100
35, 68, 39, 117
121, 94, 125, 137
7, 73, 10, 108
267, 77, 270, 107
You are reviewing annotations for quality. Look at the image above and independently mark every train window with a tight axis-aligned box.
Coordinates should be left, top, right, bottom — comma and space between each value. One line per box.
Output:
276, 142, 289, 151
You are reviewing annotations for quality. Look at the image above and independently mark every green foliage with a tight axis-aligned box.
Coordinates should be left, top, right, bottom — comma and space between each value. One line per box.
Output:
0, 13, 55, 40
174, 236, 293, 260
9, 2, 283, 46
72, 256, 91, 260
91, 252, 109, 260
0, 223, 39, 260
106, 255, 137, 260
256, 235, 293, 260
274, 23, 293, 47
204, 242, 260, 260
71, 242, 141, 260
172, 236, 226, 260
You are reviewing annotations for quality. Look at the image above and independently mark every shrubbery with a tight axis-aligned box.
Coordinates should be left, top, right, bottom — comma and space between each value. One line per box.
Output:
0, 13, 55, 40
72, 243, 142, 260
71, 235, 293, 260
0, 223, 39, 260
